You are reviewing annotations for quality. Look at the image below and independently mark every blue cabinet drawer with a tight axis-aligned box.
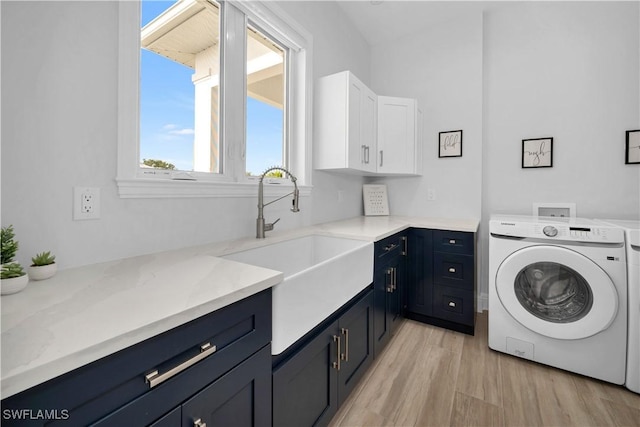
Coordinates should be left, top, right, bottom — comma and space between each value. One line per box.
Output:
432, 284, 475, 326
433, 253, 474, 288
375, 233, 405, 265
433, 230, 474, 255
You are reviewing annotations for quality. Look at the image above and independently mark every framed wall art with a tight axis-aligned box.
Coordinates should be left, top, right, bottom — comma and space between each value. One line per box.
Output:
439, 130, 462, 158
626, 130, 640, 164
522, 137, 553, 168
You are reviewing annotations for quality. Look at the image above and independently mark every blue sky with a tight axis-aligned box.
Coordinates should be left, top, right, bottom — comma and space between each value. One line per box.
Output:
140, 1, 283, 175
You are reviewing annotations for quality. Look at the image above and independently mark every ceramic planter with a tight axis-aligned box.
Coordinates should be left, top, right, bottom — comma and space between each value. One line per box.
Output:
1, 274, 28, 295
28, 263, 57, 281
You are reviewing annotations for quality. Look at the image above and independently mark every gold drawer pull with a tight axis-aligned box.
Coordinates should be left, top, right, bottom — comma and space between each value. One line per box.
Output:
449, 239, 456, 244
145, 342, 217, 388
341, 328, 349, 362
448, 267, 456, 273
448, 301, 456, 308
332, 335, 341, 371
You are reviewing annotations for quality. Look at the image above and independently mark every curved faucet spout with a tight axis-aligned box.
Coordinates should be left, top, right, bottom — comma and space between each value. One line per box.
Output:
257, 166, 300, 238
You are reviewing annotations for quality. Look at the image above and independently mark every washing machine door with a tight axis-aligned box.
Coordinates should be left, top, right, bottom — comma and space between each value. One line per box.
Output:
495, 245, 618, 340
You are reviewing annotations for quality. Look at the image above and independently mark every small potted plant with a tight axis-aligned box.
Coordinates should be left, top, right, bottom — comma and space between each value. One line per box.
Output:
29, 251, 57, 281
1, 225, 28, 295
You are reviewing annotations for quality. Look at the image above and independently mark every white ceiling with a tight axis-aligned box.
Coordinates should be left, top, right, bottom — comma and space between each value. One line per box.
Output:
335, 0, 505, 46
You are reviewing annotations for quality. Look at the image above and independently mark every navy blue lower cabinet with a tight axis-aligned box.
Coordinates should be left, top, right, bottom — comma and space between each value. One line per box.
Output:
181, 345, 272, 427
373, 232, 406, 358
1, 289, 272, 427
336, 290, 374, 406
406, 228, 477, 335
272, 289, 374, 427
272, 319, 339, 427
406, 228, 433, 317
148, 408, 181, 427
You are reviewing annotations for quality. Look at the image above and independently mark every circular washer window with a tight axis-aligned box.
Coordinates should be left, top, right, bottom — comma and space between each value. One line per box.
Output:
514, 262, 593, 323
495, 245, 618, 340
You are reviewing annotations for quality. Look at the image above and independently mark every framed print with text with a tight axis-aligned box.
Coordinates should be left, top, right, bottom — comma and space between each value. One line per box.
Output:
522, 137, 553, 168
439, 130, 462, 158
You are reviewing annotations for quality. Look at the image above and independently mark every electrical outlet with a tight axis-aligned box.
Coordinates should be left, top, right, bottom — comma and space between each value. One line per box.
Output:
73, 187, 101, 220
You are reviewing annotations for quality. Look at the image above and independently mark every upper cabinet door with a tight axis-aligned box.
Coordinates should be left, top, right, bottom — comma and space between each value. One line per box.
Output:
377, 96, 417, 175
315, 71, 421, 176
315, 71, 377, 173
359, 84, 378, 173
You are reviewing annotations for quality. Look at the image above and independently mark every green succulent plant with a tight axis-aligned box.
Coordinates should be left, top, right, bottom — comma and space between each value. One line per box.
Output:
1, 225, 19, 264
31, 251, 56, 267
1, 262, 25, 279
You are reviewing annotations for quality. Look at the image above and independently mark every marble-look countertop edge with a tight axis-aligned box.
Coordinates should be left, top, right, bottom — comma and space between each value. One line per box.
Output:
0, 215, 478, 398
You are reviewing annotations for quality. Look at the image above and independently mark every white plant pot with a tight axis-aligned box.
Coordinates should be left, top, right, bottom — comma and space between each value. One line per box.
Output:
28, 263, 57, 281
1, 274, 29, 295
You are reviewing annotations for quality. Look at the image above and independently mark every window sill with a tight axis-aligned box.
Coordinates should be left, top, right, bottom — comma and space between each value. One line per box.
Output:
116, 178, 312, 199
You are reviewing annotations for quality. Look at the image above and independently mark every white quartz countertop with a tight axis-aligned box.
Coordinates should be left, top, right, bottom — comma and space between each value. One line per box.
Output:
1, 215, 478, 398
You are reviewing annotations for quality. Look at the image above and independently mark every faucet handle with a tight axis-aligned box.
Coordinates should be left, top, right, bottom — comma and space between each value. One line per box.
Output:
265, 218, 281, 232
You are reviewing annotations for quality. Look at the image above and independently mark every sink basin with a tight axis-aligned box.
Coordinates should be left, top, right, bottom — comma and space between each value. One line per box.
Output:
222, 234, 374, 354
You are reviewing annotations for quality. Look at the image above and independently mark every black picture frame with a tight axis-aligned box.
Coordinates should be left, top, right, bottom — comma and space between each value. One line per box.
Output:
522, 137, 553, 168
439, 130, 463, 158
625, 130, 640, 164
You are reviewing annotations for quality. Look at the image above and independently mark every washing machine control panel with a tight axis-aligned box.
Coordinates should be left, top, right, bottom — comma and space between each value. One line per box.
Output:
490, 217, 624, 243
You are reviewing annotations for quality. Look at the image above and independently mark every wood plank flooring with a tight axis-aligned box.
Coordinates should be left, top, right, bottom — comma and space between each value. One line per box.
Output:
329, 312, 640, 427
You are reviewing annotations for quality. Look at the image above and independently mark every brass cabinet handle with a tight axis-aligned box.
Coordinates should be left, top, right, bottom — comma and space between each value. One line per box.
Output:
145, 342, 217, 388
448, 301, 456, 308
341, 328, 349, 362
448, 267, 456, 273
194, 419, 206, 427
401, 236, 407, 256
386, 267, 393, 292
332, 335, 341, 370
449, 239, 456, 245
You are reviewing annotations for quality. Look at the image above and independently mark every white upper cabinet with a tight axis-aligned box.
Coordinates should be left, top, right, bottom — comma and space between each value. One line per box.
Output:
315, 71, 422, 176
315, 71, 377, 173
377, 96, 420, 175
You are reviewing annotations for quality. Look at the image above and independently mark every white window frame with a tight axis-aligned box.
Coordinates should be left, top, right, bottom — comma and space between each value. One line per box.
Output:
116, 0, 312, 198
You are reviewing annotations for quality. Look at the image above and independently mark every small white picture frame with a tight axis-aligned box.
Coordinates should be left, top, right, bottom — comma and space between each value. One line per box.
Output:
363, 185, 389, 216
522, 137, 553, 168
439, 130, 463, 158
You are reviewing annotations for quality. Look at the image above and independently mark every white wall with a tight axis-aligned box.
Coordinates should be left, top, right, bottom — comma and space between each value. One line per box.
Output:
369, 2, 639, 310
277, 1, 372, 225
369, 12, 484, 221
483, 2, 640, 220
0, 1, 370, 270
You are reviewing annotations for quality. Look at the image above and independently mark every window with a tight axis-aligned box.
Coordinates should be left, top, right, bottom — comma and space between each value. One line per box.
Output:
140, 0, 221, 174
246, 24, 286, 177
117, 0, 312, 197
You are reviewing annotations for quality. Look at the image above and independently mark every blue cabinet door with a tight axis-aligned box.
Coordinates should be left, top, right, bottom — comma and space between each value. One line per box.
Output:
272, 320, 339, 427
407, 228, 433, 317
181, 345, 272, 427
337, 290, 374, 406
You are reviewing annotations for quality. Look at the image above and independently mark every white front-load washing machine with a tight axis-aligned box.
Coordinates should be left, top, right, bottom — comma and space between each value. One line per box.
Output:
489, 215, 627, 384
597, 219, 640, 393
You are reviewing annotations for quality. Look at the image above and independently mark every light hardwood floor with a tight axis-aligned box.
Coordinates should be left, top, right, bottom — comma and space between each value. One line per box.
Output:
329, 312, 640, 427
